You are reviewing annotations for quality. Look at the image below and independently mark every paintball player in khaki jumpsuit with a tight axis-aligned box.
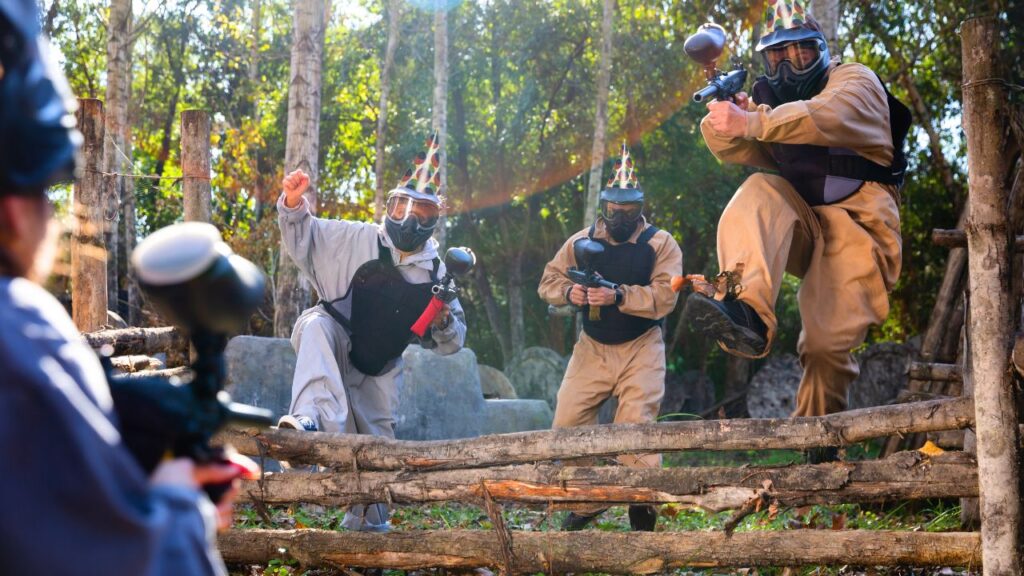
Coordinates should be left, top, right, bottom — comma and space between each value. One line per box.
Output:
277, 134, 467, 531
683, 1, 910, 457
539, 144, 683, 531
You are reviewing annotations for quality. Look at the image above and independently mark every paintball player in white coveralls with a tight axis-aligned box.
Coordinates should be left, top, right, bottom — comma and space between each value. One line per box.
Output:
276, 134, 467, 531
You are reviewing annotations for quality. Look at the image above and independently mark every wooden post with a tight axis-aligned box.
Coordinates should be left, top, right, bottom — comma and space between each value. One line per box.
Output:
181, 109, 212, 223
72, 99, 109, 333
961, 15, 1022, 575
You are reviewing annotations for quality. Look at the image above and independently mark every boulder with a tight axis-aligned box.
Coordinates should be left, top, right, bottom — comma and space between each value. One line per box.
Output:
505, 347, 568, 409
747, 354, 801, 418
224, 335, 296, 418
849, 342, 913, 410
478, 364, 517, 399
394, 345, 487, 441
746, 343, 915, 418
482, 399, 553, 435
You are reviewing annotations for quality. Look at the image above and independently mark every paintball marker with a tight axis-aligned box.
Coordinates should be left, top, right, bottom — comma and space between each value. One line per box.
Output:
567, 238, 618, 321
411, 246, 476, 337
106, 223, 273, 499
684, 22, 748, 103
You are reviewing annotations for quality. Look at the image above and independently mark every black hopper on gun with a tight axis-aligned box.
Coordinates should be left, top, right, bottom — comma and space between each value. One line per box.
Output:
684, 22, 748, 103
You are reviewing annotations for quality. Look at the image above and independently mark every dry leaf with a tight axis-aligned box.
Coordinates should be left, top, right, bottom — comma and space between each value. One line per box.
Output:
831, 513, 847, 530
918, 440, 946, 457
659, 503, 680, 519
767, 501, 779, 520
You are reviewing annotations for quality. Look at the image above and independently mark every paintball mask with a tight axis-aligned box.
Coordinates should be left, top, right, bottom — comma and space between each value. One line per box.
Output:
756, 19, 830, 104
384, 190, 440, 252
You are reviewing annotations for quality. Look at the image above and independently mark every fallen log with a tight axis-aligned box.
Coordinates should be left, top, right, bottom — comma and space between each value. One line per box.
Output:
932, 228, 1024, 250
217, 397, 974, 471
909, 361, 962, 382
83, 326, 189, 367
218, 529, 981, 572
238, 451, 977, 510
115, 366, 192, 380
109, 355, 165, 373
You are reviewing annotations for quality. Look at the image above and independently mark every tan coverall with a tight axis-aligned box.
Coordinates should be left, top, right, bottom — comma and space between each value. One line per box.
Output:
539, 217, 682, 481
700, 62, 902, 416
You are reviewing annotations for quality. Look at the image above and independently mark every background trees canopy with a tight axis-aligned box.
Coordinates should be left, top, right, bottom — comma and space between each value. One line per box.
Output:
44, 0, 1024, 392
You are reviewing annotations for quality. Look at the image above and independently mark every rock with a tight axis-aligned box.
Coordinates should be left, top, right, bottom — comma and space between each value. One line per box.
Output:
224, 336, 296, 418
849, 342, 913, 410
747, 354, 801, 418
666, 370, 716, 418
482, 399, 553, 434
394, 345, 487, 441
505, 347, 568, 409
478, 364, 517, 399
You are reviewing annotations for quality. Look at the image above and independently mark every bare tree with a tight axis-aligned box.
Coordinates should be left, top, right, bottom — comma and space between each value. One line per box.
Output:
103, 0, 135, 324
582, 0, 613, 228
274, 0, 327, 338
373, 0, 402, 222
432, 5, 449, 251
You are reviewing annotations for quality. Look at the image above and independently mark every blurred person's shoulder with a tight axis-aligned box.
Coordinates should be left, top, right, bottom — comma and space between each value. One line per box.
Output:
0, 276, 109, 404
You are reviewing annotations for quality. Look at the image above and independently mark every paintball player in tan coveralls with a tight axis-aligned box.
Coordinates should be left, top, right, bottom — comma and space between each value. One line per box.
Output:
683, 1, 910, 461
539, 144, 683, 531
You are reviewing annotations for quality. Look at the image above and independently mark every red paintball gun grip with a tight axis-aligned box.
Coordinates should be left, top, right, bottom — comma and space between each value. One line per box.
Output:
411, 295, 446, 337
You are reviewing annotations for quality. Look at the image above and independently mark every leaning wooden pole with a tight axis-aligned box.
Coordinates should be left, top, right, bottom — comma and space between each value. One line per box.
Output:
961, 15, 1022, 575
72, 99, 109, 332
181, 109, 212, 223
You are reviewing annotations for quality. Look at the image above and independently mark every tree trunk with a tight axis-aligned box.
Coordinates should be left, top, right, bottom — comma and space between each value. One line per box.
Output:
274, 0, 327, 338
239, 451, 976, 509
217, 397, 973, 471
83, 326, 189, 366
219, 529, 981, 572
961, 16, 1021, 575
249, 0, 264, 222
373, 0, 402, 222
73, 99, 109, 333
721, 355, 751, 417
103, 0, 133, 321
582, 0, 613, 228
181, 110, 212, 223
809, 0, 841, 56
432, 6, 449, 251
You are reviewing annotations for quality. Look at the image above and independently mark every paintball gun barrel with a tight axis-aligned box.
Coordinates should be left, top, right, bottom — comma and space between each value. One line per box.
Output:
684, 22, 748, 103
106, 223, 273, 498
567, 238, 618, 321
411, 246, 476, 337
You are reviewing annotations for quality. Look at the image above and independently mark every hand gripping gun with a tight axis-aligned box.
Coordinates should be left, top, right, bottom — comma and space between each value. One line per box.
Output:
411, 246, 476, 337
684, 22, 748, 103
567, 238, 618, 322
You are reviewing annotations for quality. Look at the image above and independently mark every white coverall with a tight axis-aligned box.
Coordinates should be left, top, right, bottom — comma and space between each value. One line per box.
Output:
278, 194, 467, 530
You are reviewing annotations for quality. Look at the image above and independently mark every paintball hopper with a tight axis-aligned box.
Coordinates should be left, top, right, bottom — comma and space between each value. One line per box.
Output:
444, 246, 476, 278
683, 22, 726, 68
132, 222, 265, 334
573, 238, 605, 267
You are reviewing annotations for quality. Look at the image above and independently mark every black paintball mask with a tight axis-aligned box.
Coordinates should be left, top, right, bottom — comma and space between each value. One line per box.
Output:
756, 18, 830, 104
0, 0, 82, 196
598, 186, 644, 243
384, 190, 440, 252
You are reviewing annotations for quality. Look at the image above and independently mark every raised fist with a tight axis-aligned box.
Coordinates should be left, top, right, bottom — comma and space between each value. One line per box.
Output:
282, 169, 310, 208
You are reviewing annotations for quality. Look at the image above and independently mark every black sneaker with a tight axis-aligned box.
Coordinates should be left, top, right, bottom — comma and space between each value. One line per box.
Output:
561, 511, 602, 531
683, 293, 768, 357
278, 414, 318, 432
628, 505, 657, 531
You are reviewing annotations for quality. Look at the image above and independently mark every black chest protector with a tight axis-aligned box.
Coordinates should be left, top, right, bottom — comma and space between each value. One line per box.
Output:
320, 239, 438, 376
580, 225, 662, 345
751, 66, 911, 207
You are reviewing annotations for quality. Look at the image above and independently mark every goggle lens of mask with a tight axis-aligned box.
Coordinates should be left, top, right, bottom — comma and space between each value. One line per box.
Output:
386, 195, 439, 227
599, 201, 642, 221
764, 40, 822, 74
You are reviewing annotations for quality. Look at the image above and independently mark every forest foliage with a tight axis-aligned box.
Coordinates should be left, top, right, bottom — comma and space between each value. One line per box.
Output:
45, 0, 1024, 381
